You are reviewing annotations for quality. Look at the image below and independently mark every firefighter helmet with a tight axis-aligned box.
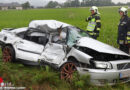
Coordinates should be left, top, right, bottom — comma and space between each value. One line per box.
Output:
90, 6, 100, 14
119, 7, 127, 15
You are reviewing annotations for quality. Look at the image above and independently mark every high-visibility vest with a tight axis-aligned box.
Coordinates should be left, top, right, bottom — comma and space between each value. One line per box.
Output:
86, 18, 96, 32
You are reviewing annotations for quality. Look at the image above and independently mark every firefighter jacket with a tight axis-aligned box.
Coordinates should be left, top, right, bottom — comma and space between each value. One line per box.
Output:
117, 15, 130, 44
86, 13, 101, 38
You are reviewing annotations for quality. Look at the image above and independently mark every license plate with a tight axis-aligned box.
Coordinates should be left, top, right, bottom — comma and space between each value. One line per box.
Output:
119, 70, 130, 78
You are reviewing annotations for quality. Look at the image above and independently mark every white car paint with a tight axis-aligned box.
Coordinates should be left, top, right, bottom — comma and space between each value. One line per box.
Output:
0, 20, 130, 86
29, 20, 72, 29
77, 37, 129, 56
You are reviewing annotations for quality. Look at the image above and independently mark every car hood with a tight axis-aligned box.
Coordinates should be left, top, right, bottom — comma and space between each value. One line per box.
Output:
76, 37, 129, 56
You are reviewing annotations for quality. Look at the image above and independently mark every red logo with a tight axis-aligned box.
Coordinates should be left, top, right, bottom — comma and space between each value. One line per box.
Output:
0, 77, 5, 87
0, 77, 3, 83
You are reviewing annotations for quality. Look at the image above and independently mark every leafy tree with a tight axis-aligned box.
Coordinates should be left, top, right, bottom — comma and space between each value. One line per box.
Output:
64, 2, 71, 7
63, 0, 80, 7
22, 1, 30, 9
45, 1, 59, 8
127, 2, 130, 6
64, 0, 115, 7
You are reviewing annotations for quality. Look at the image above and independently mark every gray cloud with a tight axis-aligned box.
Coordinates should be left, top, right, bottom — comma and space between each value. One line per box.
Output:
0, 0, 49, 7
0, 0, 129, 7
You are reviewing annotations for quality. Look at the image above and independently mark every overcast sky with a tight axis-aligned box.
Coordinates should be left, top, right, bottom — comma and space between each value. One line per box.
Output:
0, 0, 129, 7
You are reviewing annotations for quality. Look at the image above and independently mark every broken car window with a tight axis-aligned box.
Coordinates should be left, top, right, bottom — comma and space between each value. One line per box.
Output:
67, 27, 89, 47
25, 31, 48, 45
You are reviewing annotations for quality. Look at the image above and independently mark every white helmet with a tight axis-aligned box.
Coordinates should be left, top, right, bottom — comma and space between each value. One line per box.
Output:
119, 7, 127, 15
90, 6, 100, 14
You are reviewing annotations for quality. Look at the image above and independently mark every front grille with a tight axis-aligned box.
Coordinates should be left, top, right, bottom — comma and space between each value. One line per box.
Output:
117, 63, 130, 70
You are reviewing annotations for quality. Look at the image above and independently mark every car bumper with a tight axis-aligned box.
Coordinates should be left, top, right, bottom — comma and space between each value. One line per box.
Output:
77, 67, 130, 86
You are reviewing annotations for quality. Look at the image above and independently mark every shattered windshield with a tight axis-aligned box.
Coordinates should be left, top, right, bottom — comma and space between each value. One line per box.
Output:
67, 27, 89, 47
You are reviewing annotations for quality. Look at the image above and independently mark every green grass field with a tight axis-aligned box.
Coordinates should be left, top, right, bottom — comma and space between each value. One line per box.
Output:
0, 7, 129, 47
0, 7, 130, 90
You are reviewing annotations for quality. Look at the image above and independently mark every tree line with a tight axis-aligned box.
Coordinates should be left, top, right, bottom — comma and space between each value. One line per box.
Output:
20, 0, 130, 9
21, 1, 34, 9
45, 0, 130, 8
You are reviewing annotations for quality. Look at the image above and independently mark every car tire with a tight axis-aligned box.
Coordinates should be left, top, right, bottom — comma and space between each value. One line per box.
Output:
2, 46, 15, 62
60, 62, 77, 81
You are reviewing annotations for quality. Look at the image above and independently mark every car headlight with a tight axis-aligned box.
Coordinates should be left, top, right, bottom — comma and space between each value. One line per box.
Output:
94, 61, 112, 69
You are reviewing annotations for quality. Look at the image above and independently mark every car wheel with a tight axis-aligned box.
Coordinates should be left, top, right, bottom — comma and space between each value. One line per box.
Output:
60, 62, 77, 81
2, 46, 15, 62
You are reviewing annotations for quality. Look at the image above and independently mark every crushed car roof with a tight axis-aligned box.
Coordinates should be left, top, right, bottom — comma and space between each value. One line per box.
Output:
29, 20, 72, 29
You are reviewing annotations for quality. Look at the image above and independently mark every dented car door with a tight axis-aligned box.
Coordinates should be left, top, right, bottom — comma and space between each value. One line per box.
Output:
15, 39, 44, 61
41, 43, 66, 65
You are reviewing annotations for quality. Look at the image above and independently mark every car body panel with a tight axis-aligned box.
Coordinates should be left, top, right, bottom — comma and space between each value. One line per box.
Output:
40, 43, 66, 65
77, 68, 130, 86
67, 47, 93, 64
77, 67, 130, 85
15, 40, 44, 54
14, 40, 44, 61
77, 37, 129, 56
1, 27, 28, 34
29, 20, 71, 30
0, 20, 130, 86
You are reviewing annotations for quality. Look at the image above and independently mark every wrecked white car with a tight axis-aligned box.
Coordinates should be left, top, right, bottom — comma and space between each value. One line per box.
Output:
0, 20, 130, 85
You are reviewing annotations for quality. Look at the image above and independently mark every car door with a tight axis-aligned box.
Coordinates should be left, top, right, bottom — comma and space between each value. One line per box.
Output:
16, 39, 44, 54
40, 32, 66, 65
14, 30, 46, 62
41, 43, 66, 65
15, 39, 44, 62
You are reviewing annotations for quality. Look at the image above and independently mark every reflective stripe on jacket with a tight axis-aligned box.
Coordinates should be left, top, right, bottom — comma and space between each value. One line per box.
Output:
86, 14, 101, 38
87, 18, 96, 32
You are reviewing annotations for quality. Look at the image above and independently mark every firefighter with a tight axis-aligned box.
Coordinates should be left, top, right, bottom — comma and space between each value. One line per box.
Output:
117, 7, 129, 54
86, 6, 101, 39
